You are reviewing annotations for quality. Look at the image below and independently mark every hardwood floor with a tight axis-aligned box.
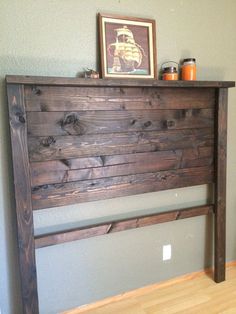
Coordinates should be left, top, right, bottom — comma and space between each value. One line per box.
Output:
63, 262, 236, 314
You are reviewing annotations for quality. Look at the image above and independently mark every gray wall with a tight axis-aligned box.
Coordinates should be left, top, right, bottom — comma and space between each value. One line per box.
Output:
1, 1, 236, 313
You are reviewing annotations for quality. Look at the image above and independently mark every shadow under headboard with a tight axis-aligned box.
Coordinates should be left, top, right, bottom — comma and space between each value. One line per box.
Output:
6, 75, 235, 314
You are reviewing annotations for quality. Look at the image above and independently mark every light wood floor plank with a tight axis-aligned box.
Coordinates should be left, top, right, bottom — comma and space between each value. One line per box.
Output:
62, 262, 236, 314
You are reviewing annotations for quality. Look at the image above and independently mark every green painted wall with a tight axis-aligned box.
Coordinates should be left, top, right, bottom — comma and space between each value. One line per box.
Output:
1, 1, 236, 313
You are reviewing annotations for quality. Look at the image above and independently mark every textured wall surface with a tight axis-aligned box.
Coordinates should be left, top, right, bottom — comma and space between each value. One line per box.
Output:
1, 1, 236, 313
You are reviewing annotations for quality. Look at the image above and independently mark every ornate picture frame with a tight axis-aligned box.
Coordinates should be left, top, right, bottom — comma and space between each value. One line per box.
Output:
98, 13, 157, 79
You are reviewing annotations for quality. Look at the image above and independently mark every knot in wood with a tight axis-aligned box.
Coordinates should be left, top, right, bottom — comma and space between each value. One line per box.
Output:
18, 115, 25, 124
63, 114, 79, 126
32, 86, 41, 95
59, 113, 83, 135
23, 209, 31, 221
41, 136, 56, 147
161, 175, 167, 180
166, 120, 175, 128
144, 121, 152, 128
32, 186, 41, 192
15, 112, 25, 124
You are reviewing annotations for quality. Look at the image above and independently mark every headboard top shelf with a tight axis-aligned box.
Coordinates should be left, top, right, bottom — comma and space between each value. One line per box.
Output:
5, 75, 235, 88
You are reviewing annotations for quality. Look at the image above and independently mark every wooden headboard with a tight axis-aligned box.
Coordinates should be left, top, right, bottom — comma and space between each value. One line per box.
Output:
6, 75, 235, 314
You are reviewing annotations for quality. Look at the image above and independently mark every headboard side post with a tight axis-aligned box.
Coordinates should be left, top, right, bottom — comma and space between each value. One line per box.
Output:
214, 87, 228, 283
6, 83, 39, 314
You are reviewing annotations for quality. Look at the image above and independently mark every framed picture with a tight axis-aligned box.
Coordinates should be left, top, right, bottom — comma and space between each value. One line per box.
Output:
98, 13, 157, 79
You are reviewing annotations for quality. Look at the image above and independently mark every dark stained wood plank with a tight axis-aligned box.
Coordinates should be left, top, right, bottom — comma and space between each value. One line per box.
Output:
30, 147, 214, 186
31, 150, 181, 173
31, 156, 104, 172
31, 166, 214, 210
25, 86, 216, 111
34, 204, 214, 248
27, 109, 214, 136
30, 150, 182, 186
28, 128, 214, 162
214, 88, 228, 283
180, 146, 214, 168
7, 84, 39, 314
6, 75, 235, 88
24, 85, 215, 99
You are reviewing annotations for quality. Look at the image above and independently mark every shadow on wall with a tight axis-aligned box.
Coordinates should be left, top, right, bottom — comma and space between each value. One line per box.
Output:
204, 184, 214, 270
204, 214, 214, 270
180, 50, 227, 80
190, 66, 226, 81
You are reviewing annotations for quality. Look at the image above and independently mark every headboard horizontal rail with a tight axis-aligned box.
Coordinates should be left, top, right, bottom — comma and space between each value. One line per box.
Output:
34, 204, 214, 249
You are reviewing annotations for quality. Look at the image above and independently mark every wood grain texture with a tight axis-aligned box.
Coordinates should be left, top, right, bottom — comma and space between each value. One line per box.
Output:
24, 86, 216, 112
27, 109, 214, 136
7, 84, 39, 314
30, 147, 213, 186
30, 150, 181, 186
35, 204, 213, 248
214, 88, 228, 283
31, 166, 214, 210
28, 128, 214, 162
